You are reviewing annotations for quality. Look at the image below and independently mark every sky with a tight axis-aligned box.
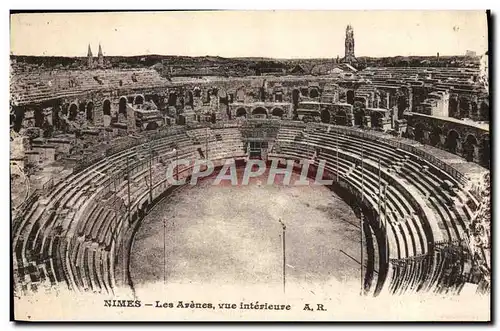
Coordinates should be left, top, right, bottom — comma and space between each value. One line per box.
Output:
10, 11, 489, 59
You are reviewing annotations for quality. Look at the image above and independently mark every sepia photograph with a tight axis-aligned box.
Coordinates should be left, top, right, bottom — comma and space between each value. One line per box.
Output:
8, 9, 491, 322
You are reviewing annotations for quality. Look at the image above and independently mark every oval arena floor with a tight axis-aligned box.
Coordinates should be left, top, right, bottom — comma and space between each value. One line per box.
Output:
129, 169, 364, 295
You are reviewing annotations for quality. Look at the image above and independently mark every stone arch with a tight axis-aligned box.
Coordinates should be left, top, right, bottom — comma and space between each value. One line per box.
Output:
463, 134, 478, 162
134, 94, 144, 105
320, 109, 331, 123
430, 126, 443, 147
346, 90, 355, 105
354, 108, 364, 126
103, 99, 111, 116
218, 89, 228, 104
445, 129, 460, 153
193, 87, 201, 98
86, 101, 94, 121
119, 97, 127, 115
271, 108, 284, 118
309, 87, 319, 98
236, 107, 247, 118
252, 107, 268, 117
145, 121, 159, 130
335, 110, 347, 126
414, 122, 426, 143
69, 103, 78, 121
187, 90, 194, 107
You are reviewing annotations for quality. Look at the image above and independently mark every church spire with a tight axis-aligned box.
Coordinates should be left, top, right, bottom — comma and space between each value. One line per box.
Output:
87, 44, 93, 68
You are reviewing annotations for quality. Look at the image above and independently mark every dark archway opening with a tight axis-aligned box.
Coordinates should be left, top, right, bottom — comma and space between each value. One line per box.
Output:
272, 108, 284, 118
463, 134, 478, 162
481, 136, 490, 168
103, 99, 111, 116
449, 97, 459, 118
168, 93, 177, 107
397, 96, 408, 119
310, 88, 319, 98
69, 104, 78, 121
187, 91, 194, 107
354, 109, 363, 126
119, 97, 127, 116
86, 102, 94, 121
414, 123, 425, 143
346, 90, 355, 105
52, 105, 60, 128
292, 89, 300, 107
61, 104, 69, 117
446, 130, 460, 154
236, 108, 247, 118
336, 110, 347, 126
370, 111, 383, 129
193, 88, 201, 98
430, 127, 443, 147
13, 108, 24, 132
459, 97, 471, 119
134, 95, 144, 105
300, 88, 309, 97
480, 101, 489, 121
146, 121, 159, 130
320, 109, 331, 123
252, 107, 267, 117
236, 88, 245, 102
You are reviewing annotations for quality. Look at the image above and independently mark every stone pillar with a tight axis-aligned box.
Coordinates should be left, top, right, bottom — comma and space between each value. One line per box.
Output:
455, 140, 463, 156
473, 145, 481, 164
126, 106, 136, 134
362, 115, 371, 128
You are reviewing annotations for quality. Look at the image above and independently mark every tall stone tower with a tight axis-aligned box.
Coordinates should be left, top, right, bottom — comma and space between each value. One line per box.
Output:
98, 43, 104, 67
342, 24, 357, 65
87, 44, 93, 68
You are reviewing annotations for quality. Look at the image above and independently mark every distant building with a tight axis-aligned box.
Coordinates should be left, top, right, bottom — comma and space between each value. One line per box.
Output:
465, 50, 477, 57
87, 43, 105, 68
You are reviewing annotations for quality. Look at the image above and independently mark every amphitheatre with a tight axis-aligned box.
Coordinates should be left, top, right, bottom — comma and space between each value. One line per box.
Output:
10, 27, 491, 301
